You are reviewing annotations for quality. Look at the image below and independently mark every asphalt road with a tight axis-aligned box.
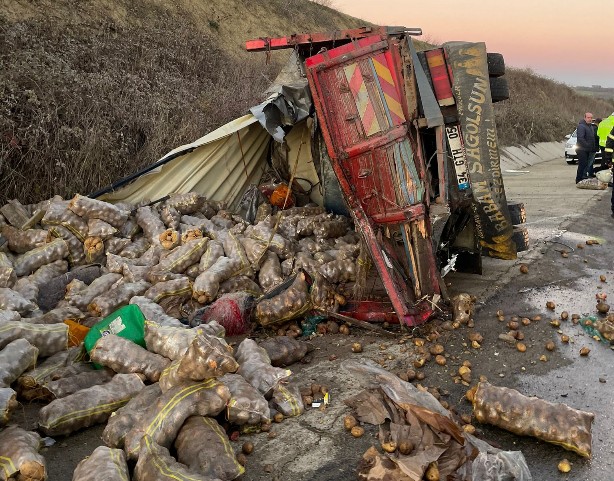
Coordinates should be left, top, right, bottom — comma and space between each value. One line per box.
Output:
19, 157, 613, 480
446, 158, 614, 480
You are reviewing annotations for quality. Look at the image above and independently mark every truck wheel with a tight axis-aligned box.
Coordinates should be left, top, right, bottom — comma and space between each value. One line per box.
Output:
512, 226, 529, 252
487, 53, 505, 77
507, 201, 526, 225
490, 77, 509, 103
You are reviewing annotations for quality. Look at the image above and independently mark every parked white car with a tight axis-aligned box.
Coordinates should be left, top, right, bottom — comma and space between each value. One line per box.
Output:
565, 128, 602, 165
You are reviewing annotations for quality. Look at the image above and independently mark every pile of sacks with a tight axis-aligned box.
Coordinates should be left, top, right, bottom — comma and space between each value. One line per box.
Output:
0, 191, 361, 480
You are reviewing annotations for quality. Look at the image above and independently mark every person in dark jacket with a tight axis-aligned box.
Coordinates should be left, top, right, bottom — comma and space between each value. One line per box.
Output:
604, 124, 614, 217
576, 112, 598, 183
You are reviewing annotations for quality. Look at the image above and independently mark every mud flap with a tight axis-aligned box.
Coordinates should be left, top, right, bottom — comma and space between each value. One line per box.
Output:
444, 42, 516, 260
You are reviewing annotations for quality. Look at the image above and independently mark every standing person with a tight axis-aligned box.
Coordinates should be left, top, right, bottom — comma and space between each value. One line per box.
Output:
575, 112, 597, 183
604, 124, 614, 218
587, 118, 600, 177
598, 112, 614, 167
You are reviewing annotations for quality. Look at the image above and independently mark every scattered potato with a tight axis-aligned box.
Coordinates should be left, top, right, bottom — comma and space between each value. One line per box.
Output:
558, 459, 572, 473
350, 426, 364, 438
344, 415, 358, 431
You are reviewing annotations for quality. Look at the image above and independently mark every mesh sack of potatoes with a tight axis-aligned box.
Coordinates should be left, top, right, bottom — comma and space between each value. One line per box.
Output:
259, 337, 310, 367
129, 297, 185, 328
26, 306, 84, 325
119, 218, 141, 240
310, 273, 343, 311
13, 238, 69, 277
184, 264, 200, 280
0, 425, 46, 481
164, 193, 206, 215
72, 446, 130, 481
38, 373, 145, 436
102, 383, 162, 449
159, 229, 180, 250
0, 252, 16, 288
239, 237, 268, 264
0, 320, 68, 356
294, 252, 319, 276
68, 194, 129, 229
41, 200, 88, 241
90, 334, 171, 382
83, 236, 105, 264
318, 258, 357, 283
144, 321, 224, 360
271, 383, 304, 417
0, 311, 20, 323
145, 277, 192, 304
222, 232, 251, 276
160, 205, 181, 230
174, 416, 245, 480
118, 237, 150, 259
198, 240, 224, 272
135, 206, 166, 246
217, 276, 262, 298
313, 217, 350, 239
13, 278, 39, 304
473, 382, 595, 457
145, 269, 184, 284
0, 288, 36, 314
0, 387, 17, 427
68, 273, 122, 310
47, 225, 86, 266
192, 257, 238, 304
29, 260, 69, 287
0, 339, 39, 388
40, 369, 115, 401
159, 333, 238, 391
296, 213, 329, 237
106, 253, 136, 274
134, 435, 211, 481
87, 218, 118, 239
1, 225, 48, 254
157, 238, 209, 274
123, 379, 230, 460
258, 251, 283, 291
105, 237, 131, 255
122, 263, 150, 283
255, 270, 313, 326
16, 347, 86, 401
219, 373, 269, 425
235, 338, 291, 396
181, 228, 203, 245
88, 280, 150, 317
246, 224, 295, 260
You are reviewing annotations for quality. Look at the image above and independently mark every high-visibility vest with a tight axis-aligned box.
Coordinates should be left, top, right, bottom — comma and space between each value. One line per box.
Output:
598, 115, 614, 147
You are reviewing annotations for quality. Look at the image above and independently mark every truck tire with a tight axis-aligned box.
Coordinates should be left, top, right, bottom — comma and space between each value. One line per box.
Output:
507, 201, 526, 225
487, 53, 505, 77
512, 225, 529, 252
490, 76, 509, 103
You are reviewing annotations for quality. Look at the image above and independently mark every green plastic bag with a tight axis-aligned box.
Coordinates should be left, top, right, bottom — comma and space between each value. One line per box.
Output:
84, 305, 146, 368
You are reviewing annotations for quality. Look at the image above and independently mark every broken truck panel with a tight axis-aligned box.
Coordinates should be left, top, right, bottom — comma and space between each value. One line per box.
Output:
443, 42, 516, 259
305, 35, 440, 326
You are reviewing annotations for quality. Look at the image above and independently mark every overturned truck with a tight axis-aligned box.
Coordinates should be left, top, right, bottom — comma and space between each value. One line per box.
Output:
245, 26, 519, 325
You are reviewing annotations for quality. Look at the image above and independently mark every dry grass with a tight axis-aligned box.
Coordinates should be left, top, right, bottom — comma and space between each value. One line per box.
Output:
1, 0, 611, 204
494, 68, 614, 146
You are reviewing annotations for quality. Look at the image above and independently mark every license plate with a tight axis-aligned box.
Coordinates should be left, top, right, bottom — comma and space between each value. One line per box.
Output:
445, 125, 470, 191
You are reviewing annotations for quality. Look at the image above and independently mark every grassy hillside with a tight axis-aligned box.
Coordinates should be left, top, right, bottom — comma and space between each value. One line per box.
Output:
494, 68, 614, 145
1, 0, 613, 204
0, 0, 363, 203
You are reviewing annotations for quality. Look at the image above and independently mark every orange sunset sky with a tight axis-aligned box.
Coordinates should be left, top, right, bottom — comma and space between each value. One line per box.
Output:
336, 0, 612, 88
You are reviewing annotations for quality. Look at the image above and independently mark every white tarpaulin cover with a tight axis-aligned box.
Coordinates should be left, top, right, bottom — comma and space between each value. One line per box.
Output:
100, 114, 270, 208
